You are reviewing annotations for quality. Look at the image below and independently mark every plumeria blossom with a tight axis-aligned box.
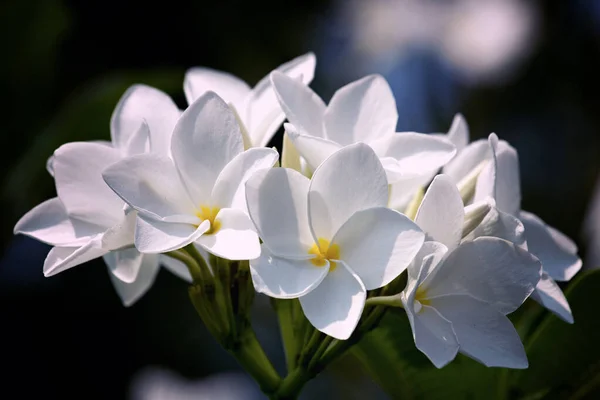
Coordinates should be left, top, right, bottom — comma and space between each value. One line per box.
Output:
14, 85, 189, 306
401, 236, 541, 368
270, 71, 457, 188
103, 91, 278, 260
184, 53, 316, 148
444, 125, 581, 323
246, 143, 425, 339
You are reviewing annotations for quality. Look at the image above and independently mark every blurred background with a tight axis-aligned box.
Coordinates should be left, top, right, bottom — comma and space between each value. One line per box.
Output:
1, 0, 600, 398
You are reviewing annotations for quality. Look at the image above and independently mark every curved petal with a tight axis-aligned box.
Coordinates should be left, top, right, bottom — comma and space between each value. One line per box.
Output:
183, 67, 251, 110
109, 254, 160, 307
134, 216, 209, 254
433, 294, 528, 369
520, 211, 581, 282
212, 147, 279, 210
249, 245, 329, 299
299, 261, 366, 340
488, 136, 521, 216
122, 120, 150, 156
324, 75, 397, 145
159, 254, 193, 283
463, 205, 527, 248
247, 52, 317, 147
102, 153, 196, 220
407, 241, 449, 284
370, 133, 457, 179
415, 175, 464, 251
196, 208, 260, 260
43, 239, 108, 277
103, 247, 143, 283
333, 207, 424, 290
442, 138, 489, 184
245, 168, 314, 259
171, 92, 243, 204
308, 143, 388, 240
100, 210, 136, 250
14, 197, 103, 246
530, 272, 573, 323
285, 123, 342, 171
447, 113, 469, 152
271, 71, 326, 138
404, 303, 459, 369
110, 84, 180, 156
53, 142, 124, 228
424, 237, 541, 314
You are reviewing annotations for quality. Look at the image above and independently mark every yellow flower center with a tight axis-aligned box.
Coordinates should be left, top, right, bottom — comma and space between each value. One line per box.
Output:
195, 206, 221, 235
413, 287, 431, 313
308, 238, 340, 271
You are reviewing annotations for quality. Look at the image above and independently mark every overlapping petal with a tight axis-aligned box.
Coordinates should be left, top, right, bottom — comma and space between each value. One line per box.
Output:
246, 168, 314, 259
43, 238, 108, 277
103, 247, 144, 284
447, 113, 469, 152
250, 246, 329, 299
134, 216, 209, 254
285, 123, 342, 171
184, 68, 251, 110
171, 92, 244, 205
308, 143, 388, 240
323, 75, 397, 145
415, 175, 464, 250
109, 254, 161, 307
333, 207, 424, 290
299, 261, 366, 340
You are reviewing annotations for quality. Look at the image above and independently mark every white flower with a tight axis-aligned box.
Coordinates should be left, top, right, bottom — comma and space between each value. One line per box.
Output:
245, 143, 424, 339
401, 237, 541, 368
270, 71, 457, 186
444, 126, 581, 322
103, 92, 278, 260
14, 85, 187, 306
184, 53, 316, 148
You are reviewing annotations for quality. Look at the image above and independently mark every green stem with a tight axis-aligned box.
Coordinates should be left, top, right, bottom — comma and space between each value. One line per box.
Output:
183, 243, 213, 282
227, 327, 282, 396
165, 250, 203, 283
274, 299, 298, 372
365, 294, 403, 307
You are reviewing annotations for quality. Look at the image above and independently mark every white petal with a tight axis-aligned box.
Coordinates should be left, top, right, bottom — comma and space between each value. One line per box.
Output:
415, 175, 464, 251
443, 139, 489, 184
285, 123, 342, 171
102, 153, 196, 220
387, 175, 430, 211
183, 67, 251, 110
43, 239, 108, 277
135, 216, 209, 254
333, 207, 424, 290
486, 136, 521, 216
404, 302, 459, 368
196, 208, 261, 260
407, 241, 449, 285
159, 254, 193, 283
103, 247, 143, 283
110, 85, 180, 156
211, 147, 279, 210
100, 211, 136, 251
308, 143, 388, 240
53, 142, 124, 228
424, 237, 541, 314
463, 205, 527, 248
433, 294, 528, 369
245, 168, 315, 259
299, 261, 366, 340
271, 71, 326, 138
171, 92, 243, 204
247, 52, 317, 147
14, 197, 103, 246
447, 113, 469, 152
370, 133, 457, 180
109, 254, 160, 307
520, 211, 581, 281
323, 75, 397, 145
249, 245, 329, 299
530, 272, 573, 323
122, 120, 150, 156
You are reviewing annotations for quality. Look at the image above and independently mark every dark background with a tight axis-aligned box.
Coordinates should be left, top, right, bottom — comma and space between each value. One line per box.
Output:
1, 0, 599, 398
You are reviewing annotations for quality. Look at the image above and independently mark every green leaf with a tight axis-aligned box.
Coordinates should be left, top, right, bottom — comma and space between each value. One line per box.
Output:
510, 269, 600, 400
353, 309, 501, 399
3, 69, 183, 217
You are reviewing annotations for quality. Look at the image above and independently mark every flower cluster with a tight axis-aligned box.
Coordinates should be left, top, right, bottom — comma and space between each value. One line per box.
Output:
14, 52, 581, 374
